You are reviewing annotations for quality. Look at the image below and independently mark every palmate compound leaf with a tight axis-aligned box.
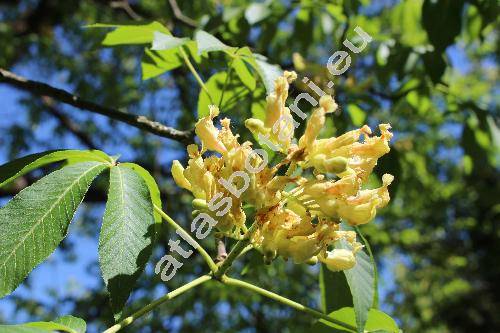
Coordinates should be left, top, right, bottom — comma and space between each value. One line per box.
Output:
0, 149, 112, 188
98, 164, 156, 318
0, 162, 108, 298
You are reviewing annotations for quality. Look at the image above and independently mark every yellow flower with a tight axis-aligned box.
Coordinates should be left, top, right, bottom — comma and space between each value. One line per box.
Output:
299, 95, 337, 151
245, 71, 298, 151
336, 174, 394, 225
319, 249, 356, 271
195, 105, 227, 154
171, 160, 191, 191
172, 71, 394, 270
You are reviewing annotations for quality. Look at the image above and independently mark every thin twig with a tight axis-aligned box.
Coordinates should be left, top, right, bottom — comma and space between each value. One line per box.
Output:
153, 205, 218, 273
102, 275, 211, 333
168, 0, 198, 28
110, 0, 142, 21
178, 47, 214, 105
40, 96, 97, 149
222, 276, 358, 332
0, 68, 194, 144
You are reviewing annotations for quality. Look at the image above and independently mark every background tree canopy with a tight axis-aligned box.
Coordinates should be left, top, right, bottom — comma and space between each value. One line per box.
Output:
0, 0, 498, 332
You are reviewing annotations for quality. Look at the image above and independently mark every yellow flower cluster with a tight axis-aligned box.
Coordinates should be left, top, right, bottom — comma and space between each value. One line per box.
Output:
171, 71, 393, 272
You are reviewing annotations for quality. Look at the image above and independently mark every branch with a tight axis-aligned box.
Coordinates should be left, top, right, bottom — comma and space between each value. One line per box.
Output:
40, 96, 98, 149
110, 0, 142, 21
168, 0, 198, 28
0, 68, 194, 144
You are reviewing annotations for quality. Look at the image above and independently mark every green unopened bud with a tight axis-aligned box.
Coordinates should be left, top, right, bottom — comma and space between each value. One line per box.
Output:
324, 157, 348, 174
191, 209, 201, 218
192, 198, 208, 210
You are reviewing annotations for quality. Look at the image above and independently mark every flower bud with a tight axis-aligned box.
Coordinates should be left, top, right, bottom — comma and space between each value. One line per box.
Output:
171, 160, 191, 191
321, 249, 356, 271
323, 157, 348, 174
192, 198, 208, 210
245, 118, 267, 134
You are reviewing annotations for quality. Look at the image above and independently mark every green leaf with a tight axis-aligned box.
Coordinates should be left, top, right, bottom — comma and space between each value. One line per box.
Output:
99, 165, 156, 317
197, 71, 249, 118
422, 0, 464, 51
336, 225, 375, 332
22, 322, 77, 333
347, 104, 366, 127
232, 57, 256, 90
313, 308, 399, 333
120, 163, 162, 225
0, 325, 49, 333
422, 51, 446, 84
184, 40, 202, 63
141, 48, 183, 80
294, 8, 314, 52
250, 89, 267, 121
87, 21, 169, 46
0, 150, 111, 188
390, 0, 427, 47
0, 162, 108, 298
244, 54, 283, 94
53, 315, 86, 333
194, 30, 234, 54
320, 265, 353, 314
355, 227, 379, 308
245, 2, 271, 25
142, 30, 191, 79
151, 31, 190, 51
0, 316, 85, 333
